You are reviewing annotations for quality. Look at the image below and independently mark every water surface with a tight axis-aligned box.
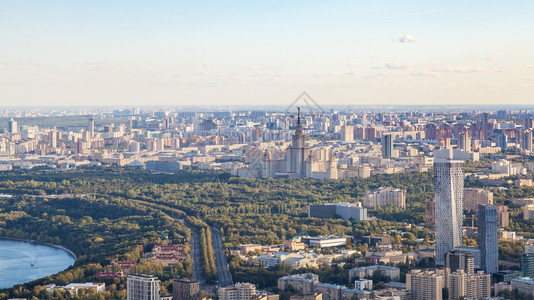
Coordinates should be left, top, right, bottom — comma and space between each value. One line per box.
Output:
0, 239, 75, 289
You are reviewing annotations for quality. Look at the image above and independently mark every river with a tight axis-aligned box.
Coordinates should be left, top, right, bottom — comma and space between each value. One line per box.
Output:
0, 239, 76, 289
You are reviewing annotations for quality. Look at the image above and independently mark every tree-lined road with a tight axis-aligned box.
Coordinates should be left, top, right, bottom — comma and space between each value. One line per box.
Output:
211, 227, 233, 286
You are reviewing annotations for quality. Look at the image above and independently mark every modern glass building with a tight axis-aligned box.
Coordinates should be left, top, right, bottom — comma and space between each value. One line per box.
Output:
434, 159, 464, 266
478, 204, 498, 274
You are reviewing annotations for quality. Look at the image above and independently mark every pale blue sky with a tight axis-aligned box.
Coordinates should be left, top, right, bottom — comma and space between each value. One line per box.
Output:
1, 1, 534, 106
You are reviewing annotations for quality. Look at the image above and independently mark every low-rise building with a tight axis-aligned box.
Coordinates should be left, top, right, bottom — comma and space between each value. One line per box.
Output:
353, 279, 372, 291
314, 283, 345, 300
349, 266, 400, 282
511, 277, 534, 298
218, 283, 256, 300
278, 274, 319, 294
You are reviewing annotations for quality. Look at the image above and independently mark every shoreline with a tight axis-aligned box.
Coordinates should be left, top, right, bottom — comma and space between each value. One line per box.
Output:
0, 236, 78, 260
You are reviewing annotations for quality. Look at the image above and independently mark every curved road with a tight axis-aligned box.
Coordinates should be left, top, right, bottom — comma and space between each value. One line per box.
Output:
211, 227, 233, 286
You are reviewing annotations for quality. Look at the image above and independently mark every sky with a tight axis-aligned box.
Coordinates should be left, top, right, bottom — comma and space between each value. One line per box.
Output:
1, 1, 534, 107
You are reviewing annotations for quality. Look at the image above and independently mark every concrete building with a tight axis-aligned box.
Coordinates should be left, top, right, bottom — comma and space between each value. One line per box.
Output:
301, 235, 351, 248
522, 253, 534, 278
449, 270, 490, 300
445, 250, 474, 274
349, 265, 400, 281
278, 274, 319, 294
453, 246, 481, 269
127, 274, 161, 300
64, 282, 106, 295
308, 202, 368, 221
511, 277, 534, 298
406, 269, 445, 300
257, 109, 337, 180
354, 279, 373, 291
463, 188, 493, 213
314, 283, 344, 300
382, 134, 393, 158
434, 159, 464, 266
340, 125, 354, 143
478, 204, 499, 274
8, 118, 18, 134
363, 187, 406, 210
524, 205, 534, 221
218, 283, 256, 300
496, 205, 509, 227
88, 117, 95, 136
290, 293, 322, 300
172, 280, 199, 300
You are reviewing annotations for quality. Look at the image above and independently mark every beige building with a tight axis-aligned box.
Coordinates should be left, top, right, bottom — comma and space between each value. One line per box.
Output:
218, 283, 256, 300
525, 205, 534, 221
363, 187, 406, 209
497, 205, 509, 227
464, 188, 493, 212
448, 270, 490, 300
406, 269, 447, 300
314, 283, 345, 300
278, 274, 319, 294
290, 293, 322, 300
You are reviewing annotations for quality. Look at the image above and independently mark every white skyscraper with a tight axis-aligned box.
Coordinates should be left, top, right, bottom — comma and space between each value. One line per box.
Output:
127, 274, 160, 300
434, 159, 464, 266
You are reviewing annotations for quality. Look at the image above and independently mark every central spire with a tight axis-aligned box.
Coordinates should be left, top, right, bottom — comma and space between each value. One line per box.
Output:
297, 107, 301, 124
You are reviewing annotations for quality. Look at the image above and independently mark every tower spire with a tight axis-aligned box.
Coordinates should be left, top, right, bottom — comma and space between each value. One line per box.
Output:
297, 107, 301, 124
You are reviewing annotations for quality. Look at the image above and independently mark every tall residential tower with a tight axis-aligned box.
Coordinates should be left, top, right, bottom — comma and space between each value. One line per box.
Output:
478, 204, 498, 274
434, 159, 464, 266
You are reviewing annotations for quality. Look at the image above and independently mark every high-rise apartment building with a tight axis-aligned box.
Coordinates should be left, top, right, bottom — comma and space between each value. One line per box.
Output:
464, 188, 493, 213
434, 159, 464, 266
218, 283, 256, 300
88, 117, 95, 136
127, 274, 161, 300
449, 270, 491, 300
8, 118, 18, 134
382, 134, 393, 158
522, 129, 533, 153
445, 250, 474, 274
478, 204, 498, 274
172, 280, 199, 300
496, 205, 509, 227
457, 132, 471, 151
406, 269, 446, 300
497, 133, 508, 150
340, 125, 354, 142
363, 187, 406, 209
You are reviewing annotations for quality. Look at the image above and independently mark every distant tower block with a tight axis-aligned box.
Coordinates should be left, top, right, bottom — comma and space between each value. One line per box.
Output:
88, 117, 95, 136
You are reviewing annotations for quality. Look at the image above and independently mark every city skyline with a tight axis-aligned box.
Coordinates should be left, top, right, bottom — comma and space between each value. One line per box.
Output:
2, 1, 534, 106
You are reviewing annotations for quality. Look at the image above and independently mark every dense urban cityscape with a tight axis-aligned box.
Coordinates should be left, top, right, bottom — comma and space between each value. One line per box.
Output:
0, 105, 534, 300
3, 0, 534, 299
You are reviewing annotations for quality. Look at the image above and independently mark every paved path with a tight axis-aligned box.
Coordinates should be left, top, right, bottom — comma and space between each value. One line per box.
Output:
211, 227, 233, 286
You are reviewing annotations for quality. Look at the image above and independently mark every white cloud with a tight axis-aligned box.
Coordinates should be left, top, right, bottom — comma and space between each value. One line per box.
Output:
395, 34, 420, 43
410, 71, 439, 77
346, 62, 359, 67
386, 63, 413, 70
524, 64, 534, 69
345, 71, 359, 76
486, 56, 497, 62
431, 67, 495, 73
